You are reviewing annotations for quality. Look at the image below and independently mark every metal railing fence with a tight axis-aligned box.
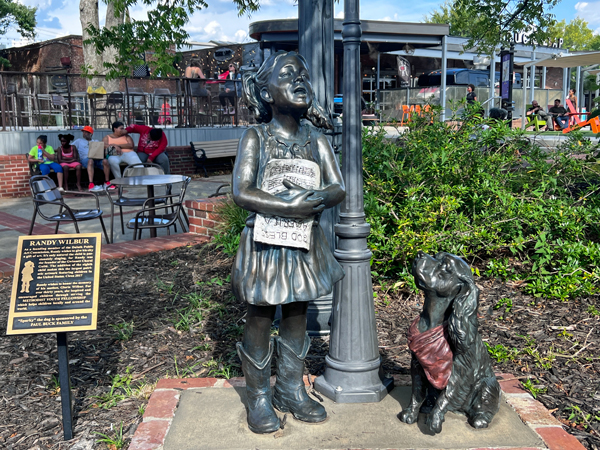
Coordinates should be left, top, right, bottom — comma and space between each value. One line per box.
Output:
379, 87, 564, 122
0, 71, 253, 131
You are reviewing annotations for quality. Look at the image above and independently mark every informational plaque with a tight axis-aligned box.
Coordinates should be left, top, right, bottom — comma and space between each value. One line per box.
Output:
254, 159, 320, 250
6, 233, 101, 335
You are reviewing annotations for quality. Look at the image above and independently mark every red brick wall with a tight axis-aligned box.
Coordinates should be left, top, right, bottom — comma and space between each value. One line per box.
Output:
185, 197, 226, 237
0, 154, 31, 198
167, 146, 196, 175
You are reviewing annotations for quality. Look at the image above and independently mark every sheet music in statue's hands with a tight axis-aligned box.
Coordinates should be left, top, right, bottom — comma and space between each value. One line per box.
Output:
254, 159, 320, 250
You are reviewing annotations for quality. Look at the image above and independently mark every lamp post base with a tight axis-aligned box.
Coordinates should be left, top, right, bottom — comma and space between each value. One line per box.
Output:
314, 356, 394, 403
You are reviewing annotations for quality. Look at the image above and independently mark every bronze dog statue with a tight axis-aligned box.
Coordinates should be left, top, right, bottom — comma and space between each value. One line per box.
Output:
399, 251, 500, 434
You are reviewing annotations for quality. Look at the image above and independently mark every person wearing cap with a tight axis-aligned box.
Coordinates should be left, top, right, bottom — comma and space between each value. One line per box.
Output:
125, 124, 170, 174
73, 126, 112, 191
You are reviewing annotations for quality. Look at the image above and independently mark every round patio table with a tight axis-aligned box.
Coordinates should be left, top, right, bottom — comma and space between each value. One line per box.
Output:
110, 175, 188, 238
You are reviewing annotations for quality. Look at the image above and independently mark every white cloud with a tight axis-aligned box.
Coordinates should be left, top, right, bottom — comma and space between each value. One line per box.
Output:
234, 29, 248, 41
204, 20, 222, 36
574, 1, 600, 28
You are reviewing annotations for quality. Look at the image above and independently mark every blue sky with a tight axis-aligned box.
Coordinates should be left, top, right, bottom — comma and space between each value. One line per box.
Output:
1, 0, 595, 48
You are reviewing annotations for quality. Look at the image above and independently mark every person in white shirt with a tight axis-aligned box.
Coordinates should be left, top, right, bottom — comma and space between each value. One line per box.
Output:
73, 126, 112, 191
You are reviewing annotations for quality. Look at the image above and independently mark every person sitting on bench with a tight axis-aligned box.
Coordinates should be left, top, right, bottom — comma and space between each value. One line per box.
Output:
126, 124, 170, 174
73, 126, 112, 191
548, 99, 568, 130
28, 135, 65, 192
104, 121, 140, 184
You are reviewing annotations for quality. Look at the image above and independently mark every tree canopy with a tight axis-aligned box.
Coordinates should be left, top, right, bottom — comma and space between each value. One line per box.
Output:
426, 0, 559, 54
547, 18, 600, 52
84, 0, 260, 79
0, 0, 36, 65
0, 0, 36, 39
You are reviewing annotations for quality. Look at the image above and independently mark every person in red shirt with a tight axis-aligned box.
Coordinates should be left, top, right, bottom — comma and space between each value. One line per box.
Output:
125, 124, 170, 174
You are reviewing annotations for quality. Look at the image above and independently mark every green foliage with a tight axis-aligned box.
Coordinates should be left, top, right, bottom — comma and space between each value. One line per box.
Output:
94, 422, 125, 449
172, 285, 228, 332
172, 355, 203, 378
494, 297, 513, 318
212, 196, 249, 257
521, 378, 547, 399
425, 0, 559, 54
109, 320, 134, 340
173, 293, 205, 332
203, 358, 240, 379
485, 342, 519, 362
424, 1, 474, 39
83, 0, 260, 79
518, 335, 554, 369
46, 374, 60, 394
363, 106, 600, 301
588, 304, 600, 316
0, 0, 37, 66
92, 368, 134, 409
548, 18, 595, 52
565, 404, 600, 429
485, 258, 513, 280
155, 269, 181, 295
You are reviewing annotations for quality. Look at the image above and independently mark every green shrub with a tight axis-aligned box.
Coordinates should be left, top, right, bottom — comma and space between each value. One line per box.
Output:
212, 195, 249, 257
364, 106, 600, 300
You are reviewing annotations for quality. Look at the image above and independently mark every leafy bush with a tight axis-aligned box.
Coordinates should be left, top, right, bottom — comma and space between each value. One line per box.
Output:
212, 195, 249, 257
364, 106, 600, 300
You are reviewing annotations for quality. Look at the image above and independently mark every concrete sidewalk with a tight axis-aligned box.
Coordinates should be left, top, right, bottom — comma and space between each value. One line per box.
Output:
129, 374, 585, 450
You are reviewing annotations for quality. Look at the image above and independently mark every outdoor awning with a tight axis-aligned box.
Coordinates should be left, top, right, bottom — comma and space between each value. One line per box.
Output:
516, 51, 600, 68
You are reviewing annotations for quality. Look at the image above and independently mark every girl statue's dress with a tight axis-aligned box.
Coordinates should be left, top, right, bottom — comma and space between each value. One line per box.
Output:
232, 123, 344, 306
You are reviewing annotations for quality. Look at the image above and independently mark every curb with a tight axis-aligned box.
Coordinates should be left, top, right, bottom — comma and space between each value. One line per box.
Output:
0, 233, 209, 279
128, 373, 586, 450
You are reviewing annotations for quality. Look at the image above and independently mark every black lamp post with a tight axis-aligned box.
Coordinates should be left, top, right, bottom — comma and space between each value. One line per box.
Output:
314, 0, 393, 403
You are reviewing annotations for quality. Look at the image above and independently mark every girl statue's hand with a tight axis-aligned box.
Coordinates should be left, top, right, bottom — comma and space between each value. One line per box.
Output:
281, 179, 325, 218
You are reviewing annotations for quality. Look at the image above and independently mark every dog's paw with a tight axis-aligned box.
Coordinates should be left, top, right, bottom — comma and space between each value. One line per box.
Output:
470, 414, 491, 429
398, 409, 418, 424
426, 412, 444, 434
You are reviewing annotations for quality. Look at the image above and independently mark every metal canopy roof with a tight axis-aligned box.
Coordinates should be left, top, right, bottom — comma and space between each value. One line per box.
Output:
517, 51, 600, 68
249, 19, 449, 53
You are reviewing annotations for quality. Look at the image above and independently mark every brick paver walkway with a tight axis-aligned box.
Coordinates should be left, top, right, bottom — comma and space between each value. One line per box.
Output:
0, 208, 209, 278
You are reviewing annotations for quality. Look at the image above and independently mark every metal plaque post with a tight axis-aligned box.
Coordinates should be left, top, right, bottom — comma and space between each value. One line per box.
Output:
314, 0, 393, 403
57, 332, 73, 440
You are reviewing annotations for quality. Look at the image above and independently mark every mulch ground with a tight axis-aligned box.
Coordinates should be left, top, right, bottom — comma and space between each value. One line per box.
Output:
0, 242, 599, 450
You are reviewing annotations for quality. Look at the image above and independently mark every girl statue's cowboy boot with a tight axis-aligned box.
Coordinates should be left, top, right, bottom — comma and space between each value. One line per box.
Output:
273, 333, 327, 423
236, 339, 280, 433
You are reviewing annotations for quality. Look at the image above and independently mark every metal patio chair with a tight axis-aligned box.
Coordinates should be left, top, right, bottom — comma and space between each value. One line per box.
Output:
106, 162, 169, 235
127, 176, 191, 240
28, 175, 110, 244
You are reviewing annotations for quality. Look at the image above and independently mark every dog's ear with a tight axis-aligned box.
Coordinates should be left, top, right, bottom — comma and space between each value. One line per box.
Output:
448, 269, 479, 354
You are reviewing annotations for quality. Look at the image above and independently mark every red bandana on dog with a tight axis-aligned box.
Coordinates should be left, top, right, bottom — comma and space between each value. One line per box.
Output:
407, 317, 453, 390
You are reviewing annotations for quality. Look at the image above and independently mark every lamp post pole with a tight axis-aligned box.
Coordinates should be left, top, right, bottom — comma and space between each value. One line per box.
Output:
299, 0, 339, 336
314, 0, 393, 403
